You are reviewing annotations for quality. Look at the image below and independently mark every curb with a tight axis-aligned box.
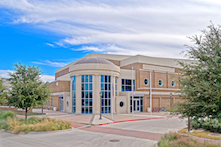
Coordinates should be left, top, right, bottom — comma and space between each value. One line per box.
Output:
27, 128, 74, 135
98, 116, 179, 126
176, 131, 221, 144
1, 128, 74, 135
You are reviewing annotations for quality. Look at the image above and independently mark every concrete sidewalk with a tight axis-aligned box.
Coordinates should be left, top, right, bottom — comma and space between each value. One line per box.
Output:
32, 109, 173, 125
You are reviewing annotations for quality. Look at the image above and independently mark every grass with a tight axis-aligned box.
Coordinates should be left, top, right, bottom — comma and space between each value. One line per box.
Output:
158, 132, 221, 147
0, 111, 71, 134
0, 108, 45, 116
179, 128, 221, 141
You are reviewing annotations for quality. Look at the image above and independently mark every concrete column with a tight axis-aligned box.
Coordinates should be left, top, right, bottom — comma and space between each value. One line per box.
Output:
75, 75, 81, 114
69, 77, 72, 113
117, 77, 121, 95
93, 74, 100, 114
113, 76, 116, 114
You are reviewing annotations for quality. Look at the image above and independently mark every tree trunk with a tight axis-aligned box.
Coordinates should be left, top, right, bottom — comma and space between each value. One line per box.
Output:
25, 108, 28, 122
188, 116, 191, 132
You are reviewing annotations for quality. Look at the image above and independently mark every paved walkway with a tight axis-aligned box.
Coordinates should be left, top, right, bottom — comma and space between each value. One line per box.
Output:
81, 126, 163, 141
12, 109, 221, 146
32, 109, 173, 125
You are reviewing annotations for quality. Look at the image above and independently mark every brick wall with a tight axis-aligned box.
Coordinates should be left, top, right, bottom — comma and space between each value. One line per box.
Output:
49, 81, 70, 93
143, 94, 182, 112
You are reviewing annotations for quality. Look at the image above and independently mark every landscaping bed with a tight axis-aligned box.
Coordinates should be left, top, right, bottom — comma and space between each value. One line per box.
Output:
178, 128, 221, 141
0, 111, 71, 134
192, 119, 221, 133
158, 132, 221, 147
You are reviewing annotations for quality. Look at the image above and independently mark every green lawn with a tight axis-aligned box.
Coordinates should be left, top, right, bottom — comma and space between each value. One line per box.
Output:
0, 108, 45, 116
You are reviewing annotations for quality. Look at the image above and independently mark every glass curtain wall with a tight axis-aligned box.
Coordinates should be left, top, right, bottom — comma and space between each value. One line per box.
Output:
81, 75, 93, 114
72, 76, 76, 113
122, 79, 135, 91
101, 75, 111, 113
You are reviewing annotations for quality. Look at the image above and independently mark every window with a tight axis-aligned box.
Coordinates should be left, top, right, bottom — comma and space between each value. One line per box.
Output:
119, 102, 124, 107
101, 75, 111, 113
171, 81, 175, 87
115, 77, 117, 96
72, 76, 76, 113
81, 75, 93, 114
122, 79, 135, 91
144, 78, 149, 85
51, 98, 53, 107
158, 79, 163, 86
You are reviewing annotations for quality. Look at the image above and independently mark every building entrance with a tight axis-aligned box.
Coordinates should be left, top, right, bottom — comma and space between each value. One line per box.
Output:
133, 99, 140, 112
60, 98, 63, 112
130, 96, 143, 112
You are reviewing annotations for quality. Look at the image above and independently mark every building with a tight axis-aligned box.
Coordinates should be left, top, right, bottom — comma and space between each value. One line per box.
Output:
48, 53, 192, 114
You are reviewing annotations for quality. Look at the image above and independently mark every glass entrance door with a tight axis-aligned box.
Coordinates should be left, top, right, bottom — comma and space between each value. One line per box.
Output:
60, 98, 63, 112
133, 99, 140, 112
130, 96, 143, 113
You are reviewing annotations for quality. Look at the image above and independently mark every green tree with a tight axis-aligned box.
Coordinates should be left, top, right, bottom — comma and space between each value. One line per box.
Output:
8, 62, 51, 121
0, 78, 8, 105
176, 23, 221, 131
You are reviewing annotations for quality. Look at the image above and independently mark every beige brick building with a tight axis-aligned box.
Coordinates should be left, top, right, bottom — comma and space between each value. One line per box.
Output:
48, 53, 192, 114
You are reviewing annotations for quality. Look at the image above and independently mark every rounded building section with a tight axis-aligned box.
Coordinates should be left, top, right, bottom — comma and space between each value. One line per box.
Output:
69, 57, 120, 114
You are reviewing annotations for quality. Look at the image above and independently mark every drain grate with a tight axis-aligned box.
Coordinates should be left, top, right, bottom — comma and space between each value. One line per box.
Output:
109, 139, 120, 142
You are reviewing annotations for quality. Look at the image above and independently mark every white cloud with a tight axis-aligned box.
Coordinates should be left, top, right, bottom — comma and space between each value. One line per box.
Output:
0, 0, 221, 58
0, 69, 55, 82
32, 60, 68, 67
40, 75, 55, 83
0, 69, 13, 79
46, 43, 55, 47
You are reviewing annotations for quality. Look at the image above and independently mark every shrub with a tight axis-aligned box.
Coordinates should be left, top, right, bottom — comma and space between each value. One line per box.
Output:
0, 111, 16, 120
26, 117, 41, 125
0, 113, 71, 134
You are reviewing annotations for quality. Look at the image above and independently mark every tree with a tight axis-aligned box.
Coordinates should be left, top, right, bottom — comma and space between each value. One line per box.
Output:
0, 78, 8, 105
176, 23, 221, 131
8, 62, 51, 121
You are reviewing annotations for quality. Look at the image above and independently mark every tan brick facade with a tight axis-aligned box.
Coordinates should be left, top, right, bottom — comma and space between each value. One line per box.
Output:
49, 81, 70, 93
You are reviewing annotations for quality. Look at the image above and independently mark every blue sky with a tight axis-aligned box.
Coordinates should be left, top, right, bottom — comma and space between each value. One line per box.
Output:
0, 0, 221, 82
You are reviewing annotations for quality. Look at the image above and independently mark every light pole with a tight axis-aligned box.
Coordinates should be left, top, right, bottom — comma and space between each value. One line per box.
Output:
170, 92, 172, 114
99, 91, 102, 120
